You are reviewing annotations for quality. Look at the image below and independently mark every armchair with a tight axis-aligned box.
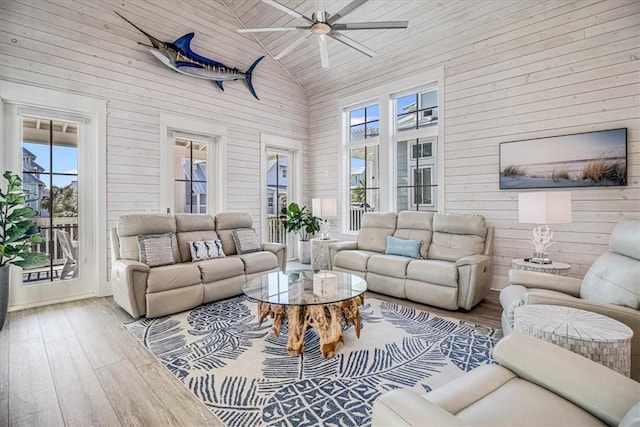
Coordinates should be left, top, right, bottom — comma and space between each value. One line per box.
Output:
500, 220, 640, 381
372, 332, 640, 427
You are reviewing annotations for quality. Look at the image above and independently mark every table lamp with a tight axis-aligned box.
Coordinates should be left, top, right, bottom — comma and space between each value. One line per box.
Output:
312, 198, 337, 239
518, 191, 572, 264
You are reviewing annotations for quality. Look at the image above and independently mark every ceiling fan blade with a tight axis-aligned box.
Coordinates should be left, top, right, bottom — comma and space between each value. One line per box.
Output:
328, 31, 376, 58
238, 26, 310, 33
332, 21, 409, 30
314, 0, 326, 21
318, 35, 329, 68
327, 0, 369, 24
262, 0, 313, 23
274, 32, 313, 60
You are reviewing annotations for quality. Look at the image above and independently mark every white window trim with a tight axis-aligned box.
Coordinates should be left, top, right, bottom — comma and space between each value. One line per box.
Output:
0, 80, 108, 302
338, 68, 445, 234
160, 114, 227, 214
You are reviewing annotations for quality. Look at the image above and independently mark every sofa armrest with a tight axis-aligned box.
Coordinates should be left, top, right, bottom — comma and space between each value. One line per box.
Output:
261, 242, 287, 271
508, 269, 582, 297
328, 241, 357, 270
455, 254, 492, 310
372, 389, 468, 427
110, 259, 150, 318
493, 332, 640, 426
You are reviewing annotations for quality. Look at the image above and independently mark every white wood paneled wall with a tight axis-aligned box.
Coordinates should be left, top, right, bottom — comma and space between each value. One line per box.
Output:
0, 0, 309, 265
306, 0, 640, 289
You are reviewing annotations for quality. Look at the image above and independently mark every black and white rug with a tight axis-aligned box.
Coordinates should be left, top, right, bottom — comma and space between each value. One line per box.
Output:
125, 295, 501, 426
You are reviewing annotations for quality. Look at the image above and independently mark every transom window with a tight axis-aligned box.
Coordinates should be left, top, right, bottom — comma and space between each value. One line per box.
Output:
349, 104, 379, 142
396, 90, 438, 131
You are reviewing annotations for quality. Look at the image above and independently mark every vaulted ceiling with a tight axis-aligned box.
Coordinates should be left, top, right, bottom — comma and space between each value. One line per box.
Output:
221, 0, 432, 94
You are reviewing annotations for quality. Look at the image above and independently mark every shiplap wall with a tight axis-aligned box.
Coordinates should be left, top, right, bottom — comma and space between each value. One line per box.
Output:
306, 0, 640, 289
0, 0, 309, 252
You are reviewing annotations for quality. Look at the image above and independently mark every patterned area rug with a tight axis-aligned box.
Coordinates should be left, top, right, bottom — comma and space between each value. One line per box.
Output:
125, 295, 502, 426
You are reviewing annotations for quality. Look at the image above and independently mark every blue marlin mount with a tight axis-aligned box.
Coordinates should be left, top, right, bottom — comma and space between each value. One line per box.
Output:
116, 12, 263, 100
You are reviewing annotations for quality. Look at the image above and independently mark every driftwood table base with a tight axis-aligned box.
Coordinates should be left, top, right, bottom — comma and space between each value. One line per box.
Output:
257, 295, 365, 358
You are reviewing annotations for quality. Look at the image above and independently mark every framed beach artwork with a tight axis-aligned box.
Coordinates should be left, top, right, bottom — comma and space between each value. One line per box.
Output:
499, 128, 627, 189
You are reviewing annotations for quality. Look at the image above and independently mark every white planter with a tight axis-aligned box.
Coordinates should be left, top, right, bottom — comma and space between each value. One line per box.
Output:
298, 241, 311, 264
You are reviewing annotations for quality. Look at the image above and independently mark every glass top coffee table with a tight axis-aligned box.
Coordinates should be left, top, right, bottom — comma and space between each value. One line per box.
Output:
243, 270, 367, 358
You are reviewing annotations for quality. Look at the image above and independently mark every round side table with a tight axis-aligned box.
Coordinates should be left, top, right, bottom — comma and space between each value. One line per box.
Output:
511, 258, 571, 276
513, 305, 633, 377
311, 238, 337, 271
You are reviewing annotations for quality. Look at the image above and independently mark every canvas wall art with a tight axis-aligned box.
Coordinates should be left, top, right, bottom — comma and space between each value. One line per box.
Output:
499, 128, 627, 189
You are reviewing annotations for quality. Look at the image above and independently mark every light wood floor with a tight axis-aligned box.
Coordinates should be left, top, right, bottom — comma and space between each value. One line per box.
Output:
1, 290, 501, 426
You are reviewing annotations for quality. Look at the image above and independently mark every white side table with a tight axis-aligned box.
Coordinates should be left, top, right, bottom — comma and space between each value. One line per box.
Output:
514, 305, 633, 377
311, 238, 337, 271
512, 258, 571, 276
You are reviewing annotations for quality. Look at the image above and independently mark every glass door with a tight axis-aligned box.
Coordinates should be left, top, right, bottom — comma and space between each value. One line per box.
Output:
21, 116, 80, 285
265, 150, 290, 245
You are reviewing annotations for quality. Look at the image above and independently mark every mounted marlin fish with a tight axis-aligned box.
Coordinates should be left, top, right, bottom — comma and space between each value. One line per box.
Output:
115, 12, 264, 100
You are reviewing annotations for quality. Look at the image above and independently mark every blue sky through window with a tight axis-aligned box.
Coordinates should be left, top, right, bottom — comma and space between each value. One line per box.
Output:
24, 142, 78, 187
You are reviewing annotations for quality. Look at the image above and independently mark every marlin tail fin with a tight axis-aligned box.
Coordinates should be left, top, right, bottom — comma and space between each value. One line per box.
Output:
245, 56, 264, 101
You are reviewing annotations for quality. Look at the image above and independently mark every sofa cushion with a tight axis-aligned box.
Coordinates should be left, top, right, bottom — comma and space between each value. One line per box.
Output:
428, 214, 487, 262
394, 211, 434, 258
232, 229, 262, 254
177, 230, 219, 262
333, 250, 379, 273
609, 221, 640, 260
138, 233, 176, 267
117, 214, 177, 261
175, 214, 218, 262
188, 240, 225, 261
237, 251, 279, 274
215, 212, 254, 255
386, 236, 421, 258
197, 256, 246, 283
357, 212, 397, 253
146, 263, 201, 293
580, 252, 640, 309
368, 254, 412, 278
407, 260, 458, 287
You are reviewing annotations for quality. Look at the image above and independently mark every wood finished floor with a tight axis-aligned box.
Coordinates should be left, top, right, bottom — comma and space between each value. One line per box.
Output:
1, 290, 501, 426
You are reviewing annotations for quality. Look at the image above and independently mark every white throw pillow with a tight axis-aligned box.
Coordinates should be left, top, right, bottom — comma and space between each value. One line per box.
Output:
188, 240, 225, 262
231, 229, 262, 254
138, 233, 175, 267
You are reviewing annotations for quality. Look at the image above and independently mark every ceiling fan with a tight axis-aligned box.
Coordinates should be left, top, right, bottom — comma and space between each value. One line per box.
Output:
237, 0, 409, 68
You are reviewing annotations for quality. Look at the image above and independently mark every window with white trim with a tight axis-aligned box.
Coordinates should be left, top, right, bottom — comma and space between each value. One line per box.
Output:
346, 104, 379, 231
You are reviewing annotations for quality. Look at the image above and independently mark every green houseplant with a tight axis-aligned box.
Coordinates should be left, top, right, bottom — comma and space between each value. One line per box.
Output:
283, 202, 320, 264
0, 171, 48, 329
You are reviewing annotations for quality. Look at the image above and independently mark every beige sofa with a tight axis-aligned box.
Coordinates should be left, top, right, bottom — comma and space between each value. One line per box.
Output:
501, 220, 640, 381
372, 332, 640, 427
110, 212, 286, 318
329, 211, 494, 310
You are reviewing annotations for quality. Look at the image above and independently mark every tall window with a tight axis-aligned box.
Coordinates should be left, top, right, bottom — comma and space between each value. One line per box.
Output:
395, 89, 439, 212
22, 116, 79, 283
174, 139, 208, 213
347, 104, 379, 231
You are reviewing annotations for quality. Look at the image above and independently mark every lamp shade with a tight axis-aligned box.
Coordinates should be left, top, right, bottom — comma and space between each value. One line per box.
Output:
518, 192, 572, 224
312, 198, 337, 217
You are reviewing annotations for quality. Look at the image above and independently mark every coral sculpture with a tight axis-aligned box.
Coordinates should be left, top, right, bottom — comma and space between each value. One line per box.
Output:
531, 225, 555, 253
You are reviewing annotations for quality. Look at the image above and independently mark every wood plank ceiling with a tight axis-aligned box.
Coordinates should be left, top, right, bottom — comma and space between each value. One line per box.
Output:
220, 0, 428, 94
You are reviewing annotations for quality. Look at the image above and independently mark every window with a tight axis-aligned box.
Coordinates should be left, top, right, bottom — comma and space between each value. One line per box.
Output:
174, 139, 208, 214
346, 103, 380, 231
340, 69, 443, 232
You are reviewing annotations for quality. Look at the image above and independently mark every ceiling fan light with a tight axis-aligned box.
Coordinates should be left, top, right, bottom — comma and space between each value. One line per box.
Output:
312, 22, 331, 35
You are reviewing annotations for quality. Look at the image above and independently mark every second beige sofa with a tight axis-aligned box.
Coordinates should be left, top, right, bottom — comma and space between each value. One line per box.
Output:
110, 212, 286, 318
329, 211, 494, 310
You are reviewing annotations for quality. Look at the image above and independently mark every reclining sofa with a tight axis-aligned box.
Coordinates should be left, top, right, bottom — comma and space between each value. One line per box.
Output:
329, 211, 494, 310
110, 212, 286, 318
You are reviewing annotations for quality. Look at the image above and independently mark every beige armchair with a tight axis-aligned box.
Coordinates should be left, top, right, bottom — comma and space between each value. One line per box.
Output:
500, 221, 640, 381
372, 332, 640, 427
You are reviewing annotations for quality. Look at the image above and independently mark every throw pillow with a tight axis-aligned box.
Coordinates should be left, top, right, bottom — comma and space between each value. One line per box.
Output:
232, 229, 262, 254
385, 236, 422, 258
138, 233, 175, 267
188, 240, 225, 262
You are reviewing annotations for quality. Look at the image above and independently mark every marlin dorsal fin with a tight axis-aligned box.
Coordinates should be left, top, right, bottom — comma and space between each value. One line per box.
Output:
173, 33, 196, 51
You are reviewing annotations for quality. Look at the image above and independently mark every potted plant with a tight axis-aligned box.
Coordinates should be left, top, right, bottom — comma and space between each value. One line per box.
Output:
283, 202, 320, 264
0, 171, 48, 329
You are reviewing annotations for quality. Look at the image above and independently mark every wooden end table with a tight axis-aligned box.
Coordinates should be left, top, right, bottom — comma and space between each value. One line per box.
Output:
514, 305, 633, 376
